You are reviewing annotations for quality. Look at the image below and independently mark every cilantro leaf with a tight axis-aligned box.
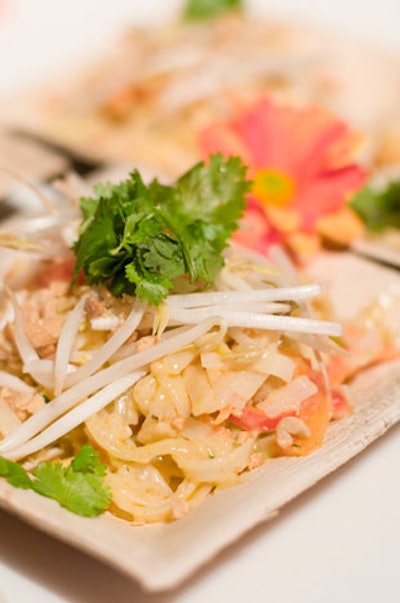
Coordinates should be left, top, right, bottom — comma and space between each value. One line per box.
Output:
73, 154, 250, 305
32, 465, 109, 517
70, 443, 107, 475
0, 445, 110, 517
184, 0, 243, 20
350, 181, 400, 231
0, 456, 33, 489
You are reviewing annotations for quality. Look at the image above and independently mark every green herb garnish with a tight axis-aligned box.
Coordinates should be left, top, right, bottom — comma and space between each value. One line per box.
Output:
73, 154, 250, 306
184, 0, 243, 20
350, 180, 400, 231
0, 445, 111, 517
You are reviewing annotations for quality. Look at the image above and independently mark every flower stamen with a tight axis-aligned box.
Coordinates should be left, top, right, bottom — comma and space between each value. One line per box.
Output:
252, 169, 295, 207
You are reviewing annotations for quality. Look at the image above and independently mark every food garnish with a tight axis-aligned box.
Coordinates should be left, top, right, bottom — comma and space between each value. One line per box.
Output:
184, 0, 243, 20
350, 179, 400, 231
200, 97, 366, 260
0, 445, 110, 516
73, 154, 249, 305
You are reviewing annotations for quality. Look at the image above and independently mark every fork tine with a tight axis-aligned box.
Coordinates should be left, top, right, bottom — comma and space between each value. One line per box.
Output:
10, 129, 105, 176
0, 131, 68, 197
0, 199, 19, 221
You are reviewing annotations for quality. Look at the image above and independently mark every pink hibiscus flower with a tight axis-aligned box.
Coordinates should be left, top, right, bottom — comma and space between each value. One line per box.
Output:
200, 97, 366, 259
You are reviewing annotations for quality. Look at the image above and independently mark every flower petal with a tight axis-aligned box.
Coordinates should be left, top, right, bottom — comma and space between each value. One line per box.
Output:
233, 198, 284, 253
295, 164, 366, 230
199, 95, 367, 257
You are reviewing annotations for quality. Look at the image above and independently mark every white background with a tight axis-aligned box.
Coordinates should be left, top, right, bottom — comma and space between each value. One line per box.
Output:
0, 1, 400, 602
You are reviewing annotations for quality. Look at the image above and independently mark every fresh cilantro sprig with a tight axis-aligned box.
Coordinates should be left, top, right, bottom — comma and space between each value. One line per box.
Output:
0, 445, 111, 517
184, 0, 243, 20
73, 154, 250, 305
350, 180, 400, 231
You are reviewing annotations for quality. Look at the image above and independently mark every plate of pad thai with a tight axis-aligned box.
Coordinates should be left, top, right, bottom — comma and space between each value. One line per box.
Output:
0, 150, 399, 589
1, 0, 400, 593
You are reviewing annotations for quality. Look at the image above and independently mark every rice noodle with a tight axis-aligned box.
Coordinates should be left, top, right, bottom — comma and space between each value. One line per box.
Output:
0, 317, 226, 454
173, 438, 255, 484
253, 352, 296, 382
106, 466, 212, 523
5, 370, 146, 461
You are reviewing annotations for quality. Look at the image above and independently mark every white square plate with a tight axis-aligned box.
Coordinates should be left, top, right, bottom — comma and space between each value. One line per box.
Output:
1, 253, 399, 591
